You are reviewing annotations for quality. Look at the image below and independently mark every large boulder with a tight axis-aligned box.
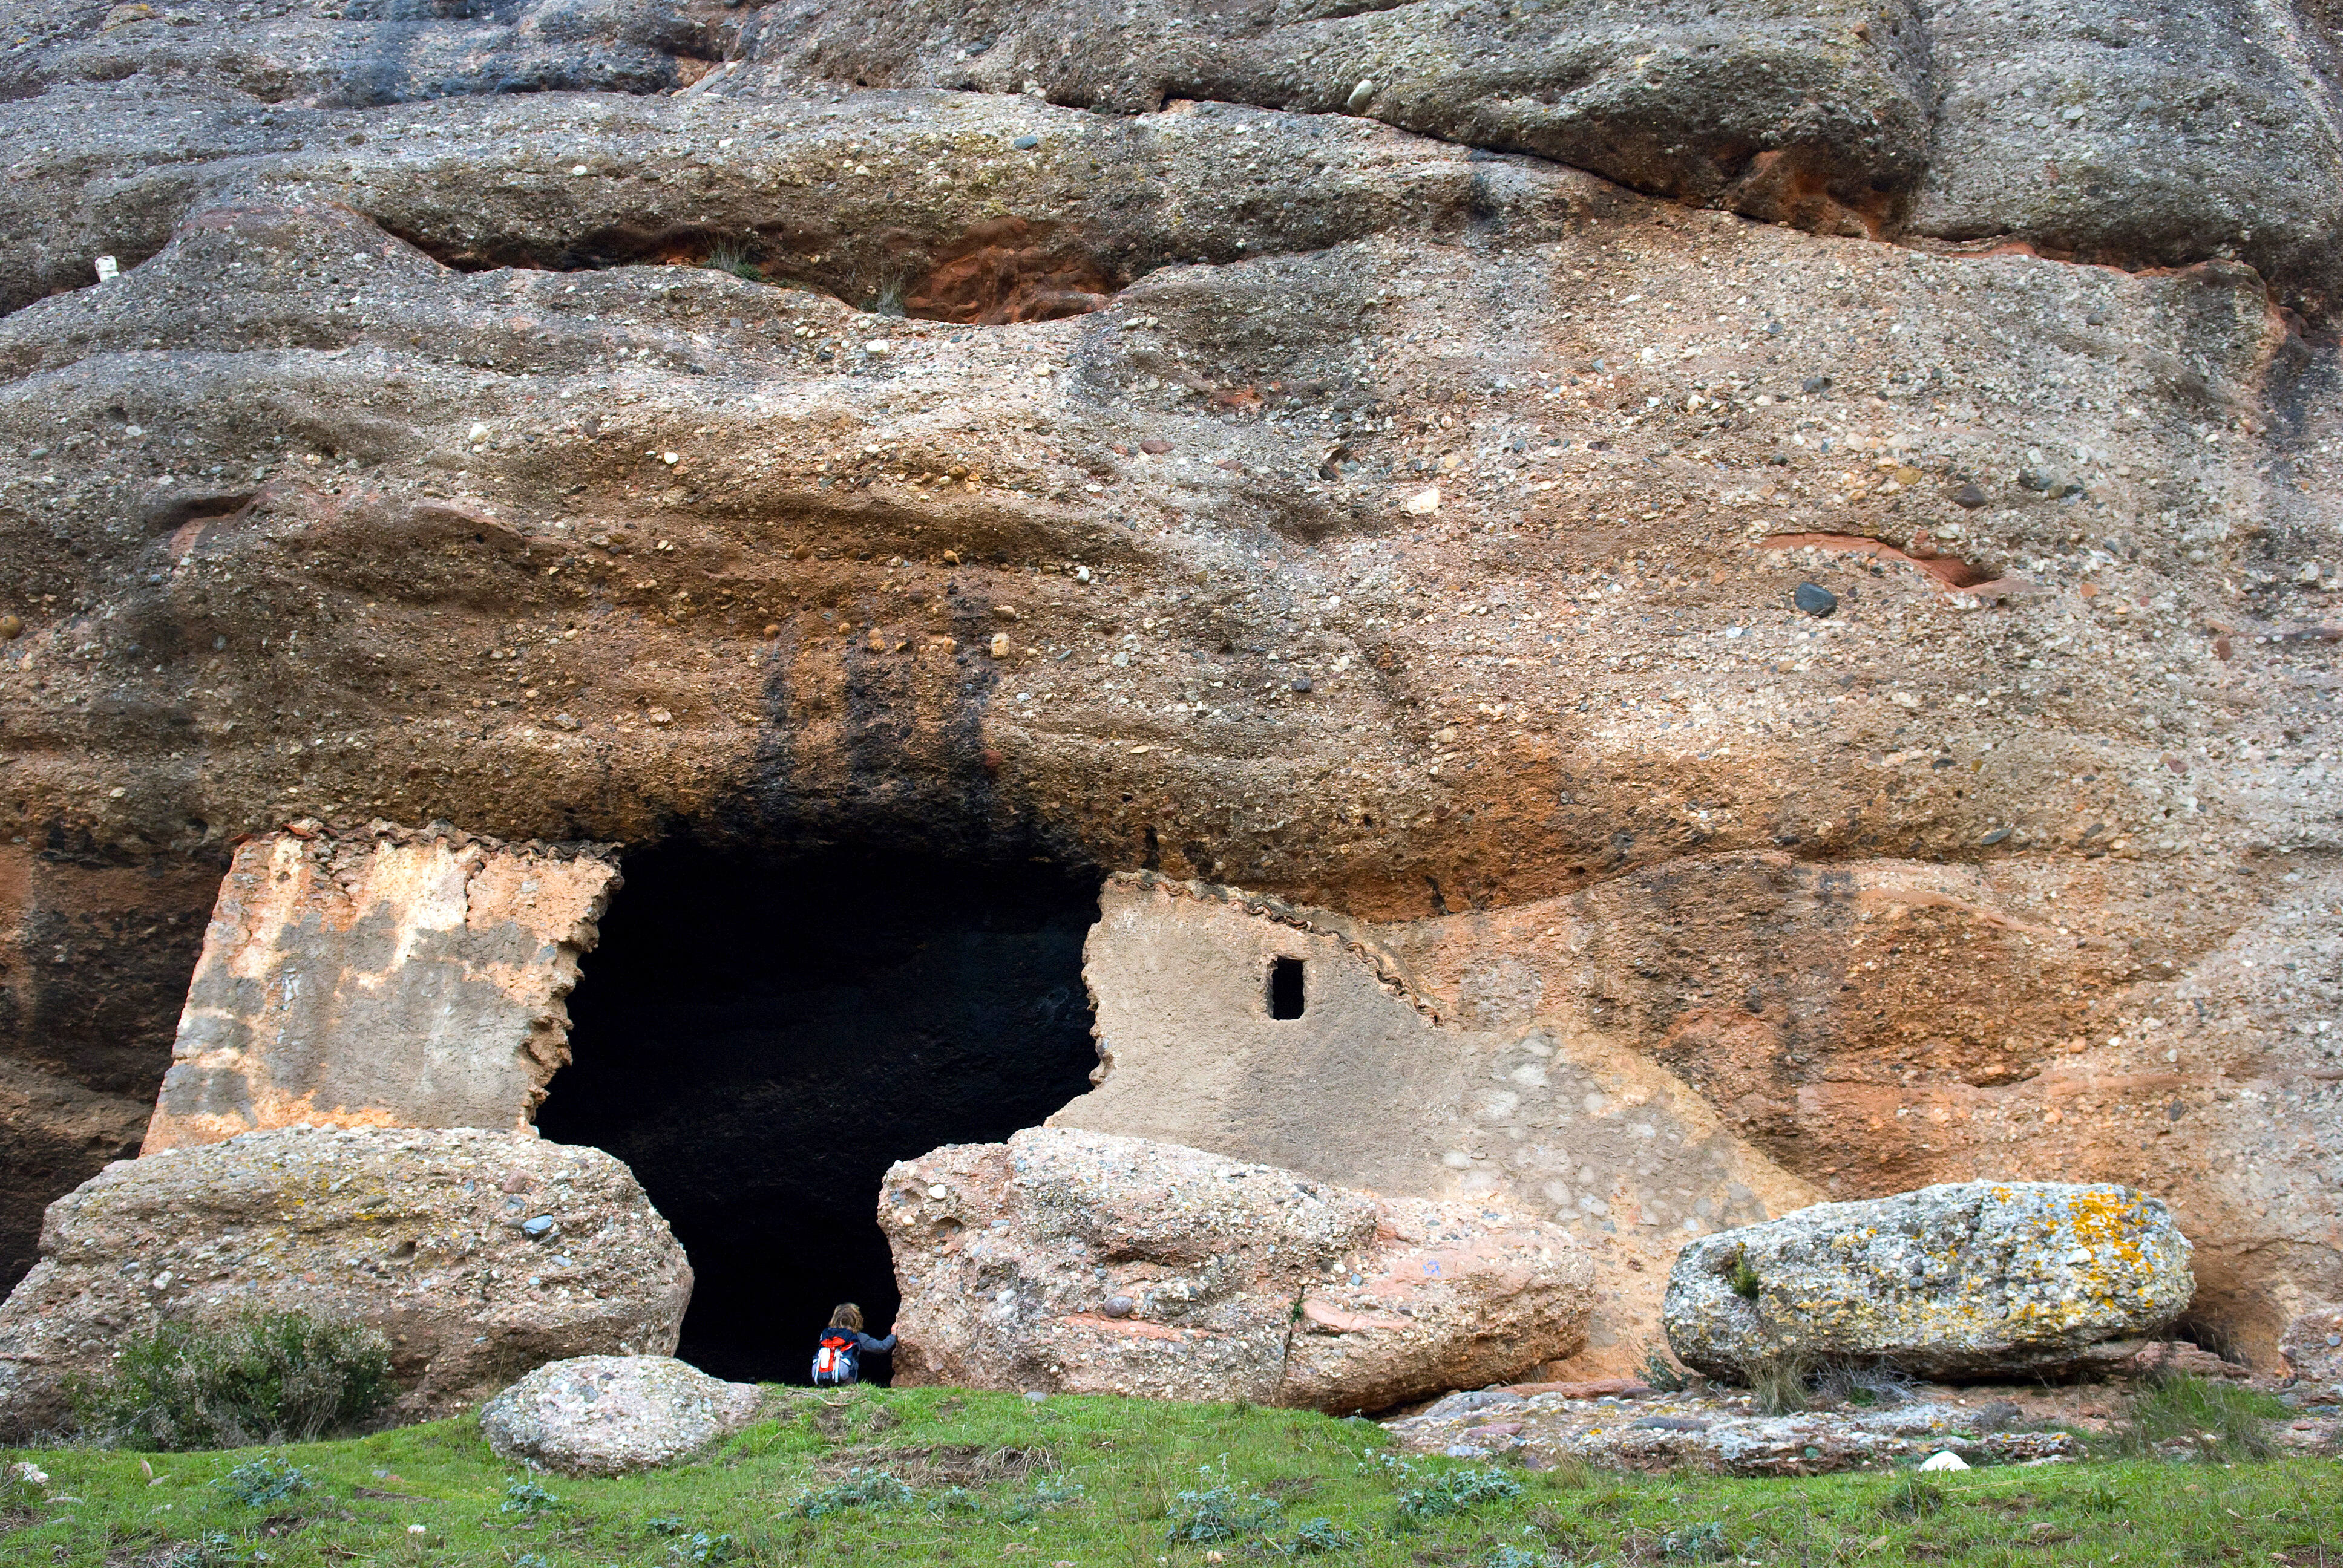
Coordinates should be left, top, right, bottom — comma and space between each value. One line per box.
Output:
0, 1127, 693, 1441
481, 1356, 767, 1476
1663, 1183, 2194, 1382
880, 1128, 1594, 1412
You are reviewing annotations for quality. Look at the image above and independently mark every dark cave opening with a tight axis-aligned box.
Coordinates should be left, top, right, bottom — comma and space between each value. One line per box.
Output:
537, 841, 1100, 1385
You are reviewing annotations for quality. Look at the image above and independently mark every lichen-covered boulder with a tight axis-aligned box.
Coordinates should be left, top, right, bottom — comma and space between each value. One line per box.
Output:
880, 1127, 1594, 1412
481, 1356, 767, 1475
1662, 1183, 2193, 1382
0, 1127, 693, 1441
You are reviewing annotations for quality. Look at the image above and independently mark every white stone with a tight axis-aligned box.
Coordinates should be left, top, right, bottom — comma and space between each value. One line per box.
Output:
481, 1356, 765, 1476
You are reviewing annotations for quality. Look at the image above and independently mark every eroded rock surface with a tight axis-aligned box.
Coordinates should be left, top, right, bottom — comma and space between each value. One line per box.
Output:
480, 1354, 765, 1475
1662, 1182, 2194, 1382
0, 1126, 692, 1441
0, 0, 2338, 1377
880, 1128, 1594, 1411
143, 823, 618, 1151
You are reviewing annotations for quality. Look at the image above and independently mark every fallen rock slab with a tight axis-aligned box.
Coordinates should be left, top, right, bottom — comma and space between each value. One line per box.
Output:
1663, 1182, 2193, 1383
481, 1356, 765, 1475
881, 1128, 1594, 1412
0, 1127, 692, 1441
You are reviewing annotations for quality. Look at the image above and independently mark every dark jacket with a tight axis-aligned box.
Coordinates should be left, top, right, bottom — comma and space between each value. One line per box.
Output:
813, 1326, 896, 1383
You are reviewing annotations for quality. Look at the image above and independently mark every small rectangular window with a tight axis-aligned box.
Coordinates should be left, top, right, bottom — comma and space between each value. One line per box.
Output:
1268, 956, 1305, 1020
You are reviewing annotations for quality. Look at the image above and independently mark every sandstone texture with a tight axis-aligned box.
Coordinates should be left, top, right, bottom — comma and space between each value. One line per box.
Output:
143, 823, 618, 1151
879, 1128, 1594, 1411
0, 0, 2339, 1376
1054, 872, 1818, 1376
480, 1354, 766, 1475
0, 1126, 692, 1441
1662, 1181, 2194, 1382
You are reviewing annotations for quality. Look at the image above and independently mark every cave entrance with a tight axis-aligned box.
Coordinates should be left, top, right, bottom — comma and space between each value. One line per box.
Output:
538, 843, 1100, 1385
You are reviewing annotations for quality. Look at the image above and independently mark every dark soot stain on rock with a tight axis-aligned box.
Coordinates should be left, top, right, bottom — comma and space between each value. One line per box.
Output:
539, 841, 1100, 1383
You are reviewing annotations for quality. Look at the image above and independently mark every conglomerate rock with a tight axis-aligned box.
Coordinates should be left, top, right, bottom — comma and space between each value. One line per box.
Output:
879, 1128, 1595, 1411
0, 1126, 693, 1441
0, 0, 2337, 1371
1662, 1181, 2195, 1382
480, 1354, 767, 1475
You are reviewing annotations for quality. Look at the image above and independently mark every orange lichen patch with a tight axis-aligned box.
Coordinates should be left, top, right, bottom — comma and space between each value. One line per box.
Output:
1757, 532, 2032, 595
903, 219, 1114, 325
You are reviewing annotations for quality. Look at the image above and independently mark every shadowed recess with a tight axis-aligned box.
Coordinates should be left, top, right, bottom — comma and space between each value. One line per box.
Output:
538, 841, 1100, 1384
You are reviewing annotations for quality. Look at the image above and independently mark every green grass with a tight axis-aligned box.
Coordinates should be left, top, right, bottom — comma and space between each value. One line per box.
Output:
2097, 1373, 2295, 1462
2, 1385, 2338, 1566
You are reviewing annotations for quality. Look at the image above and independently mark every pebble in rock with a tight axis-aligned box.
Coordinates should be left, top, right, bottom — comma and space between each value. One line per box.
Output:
1953, 482, 1988, 509
1793, 582, 1837, 617
1291, 676, 1313, 693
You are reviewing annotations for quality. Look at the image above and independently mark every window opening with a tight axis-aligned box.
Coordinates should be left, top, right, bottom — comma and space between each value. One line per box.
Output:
1268, 955, 1306, 1020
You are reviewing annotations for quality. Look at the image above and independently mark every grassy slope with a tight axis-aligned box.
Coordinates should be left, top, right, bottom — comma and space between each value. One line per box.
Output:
4, 1387, 2339, 1566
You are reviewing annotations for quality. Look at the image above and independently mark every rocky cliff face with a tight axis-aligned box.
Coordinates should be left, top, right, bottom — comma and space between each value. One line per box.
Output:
0, 0, 2338, 1361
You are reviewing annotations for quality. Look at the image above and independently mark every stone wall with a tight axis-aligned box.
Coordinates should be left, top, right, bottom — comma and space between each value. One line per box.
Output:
142, 825, 619, 1152
1051, 873, 1820, 1375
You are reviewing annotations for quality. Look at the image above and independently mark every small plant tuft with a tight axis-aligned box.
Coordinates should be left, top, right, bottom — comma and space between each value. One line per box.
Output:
213, 1454, 312, 1507
665, 1530, 736, 1564
701, 243, 764, 283
1660, 1518, 1731, 1560
1725, 1246, 1761, 1300
998, 1474, 1086, 1523
500, 1477, 560, 1517
1745, 1347, 1816, 1416
71, 1310, 393, 1451
1395, 1465, 1524, 1522
1280, 1515, 1355, 1555
1641, 1345, 1691, 1393
1884, 1472, 1946, 1517
1485, 1546, 1551, 1568
1165, 1462, 1283, 1543
786, 1468, 914, 1518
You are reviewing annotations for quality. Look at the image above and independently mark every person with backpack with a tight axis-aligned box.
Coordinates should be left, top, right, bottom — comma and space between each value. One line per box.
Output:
811, 1303, 896, 1387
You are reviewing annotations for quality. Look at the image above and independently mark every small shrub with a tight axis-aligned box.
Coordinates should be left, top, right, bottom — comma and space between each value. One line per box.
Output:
73, 1311, 393, 1451
2109, 1373, 2287, 1460
1726, 1247, 1761, 1300
1396, 1466, 1523, 1522
214, 1454, 312, 1507
1166, 1463, 1283, 1543
1660, 1519, 1731, 1560
1281, 1517, 1355, 1555
500, 1478, 560, 1517
787, 1469, 914, 1518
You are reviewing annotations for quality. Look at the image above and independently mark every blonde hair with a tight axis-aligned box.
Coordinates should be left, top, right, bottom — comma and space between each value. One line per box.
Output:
828, 1302, 864, 1331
